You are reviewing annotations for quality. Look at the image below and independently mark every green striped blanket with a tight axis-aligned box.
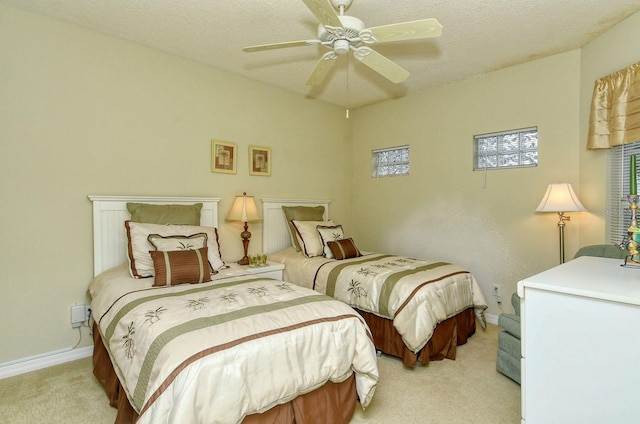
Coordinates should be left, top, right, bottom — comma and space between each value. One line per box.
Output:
313, 254, 488, 352
91, 269, 379, 424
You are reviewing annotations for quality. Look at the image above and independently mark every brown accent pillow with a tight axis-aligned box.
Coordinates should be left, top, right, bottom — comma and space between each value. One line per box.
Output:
150, 247, 212, 286
327, 238, 362, 260
148, 233, 212, 272
282, 206, 325, 252
127, 203, 202, 225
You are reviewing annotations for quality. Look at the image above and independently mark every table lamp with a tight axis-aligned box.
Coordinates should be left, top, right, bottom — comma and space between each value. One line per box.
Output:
226, 192, 262, 265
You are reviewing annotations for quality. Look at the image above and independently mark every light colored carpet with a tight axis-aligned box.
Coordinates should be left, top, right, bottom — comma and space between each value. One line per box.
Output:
0, 324, 520, 424
350, 323, 521, 423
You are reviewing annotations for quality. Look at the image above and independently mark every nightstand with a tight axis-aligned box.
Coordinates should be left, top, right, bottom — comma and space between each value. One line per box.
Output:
219, 262, 285, 280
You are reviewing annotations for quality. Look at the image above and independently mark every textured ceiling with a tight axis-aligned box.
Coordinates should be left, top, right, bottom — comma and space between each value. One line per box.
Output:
3, 0, 640, 109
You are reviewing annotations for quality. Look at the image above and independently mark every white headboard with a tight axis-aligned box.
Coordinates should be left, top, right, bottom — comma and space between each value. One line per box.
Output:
88, 195, 221, 276
261, 198, 331, 254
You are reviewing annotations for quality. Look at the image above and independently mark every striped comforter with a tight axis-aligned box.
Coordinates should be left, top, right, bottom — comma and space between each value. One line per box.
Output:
89, 265, 379, 424
311, 254, 488, 352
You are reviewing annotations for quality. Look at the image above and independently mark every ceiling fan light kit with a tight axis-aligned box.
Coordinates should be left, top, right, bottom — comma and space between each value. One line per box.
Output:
243, 0, 442, 86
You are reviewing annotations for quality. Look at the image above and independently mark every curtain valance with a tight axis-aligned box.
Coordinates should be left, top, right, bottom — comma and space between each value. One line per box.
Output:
587, 61, 640, 149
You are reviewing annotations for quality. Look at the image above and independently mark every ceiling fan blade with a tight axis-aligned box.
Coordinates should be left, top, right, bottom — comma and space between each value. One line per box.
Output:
302, 0, 342, 28
353, 47, 409, 84
306, 52, 338, 86
243, 40, 320, 52
366, 18, 443, 43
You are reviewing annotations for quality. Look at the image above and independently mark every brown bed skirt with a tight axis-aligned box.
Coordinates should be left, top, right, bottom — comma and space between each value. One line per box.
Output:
92, 322, 358, 424
356, 307, 477, 367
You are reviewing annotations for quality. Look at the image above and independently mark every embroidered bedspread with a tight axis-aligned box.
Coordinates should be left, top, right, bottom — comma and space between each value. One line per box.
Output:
312, 254, 488, 352
89, 265, 379, 424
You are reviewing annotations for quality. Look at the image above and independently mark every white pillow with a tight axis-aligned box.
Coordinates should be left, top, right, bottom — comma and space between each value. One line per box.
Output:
317, 225, 345, 259
125, 221, 225, 278
291, 220, 335, 257
147, 233, 209, 252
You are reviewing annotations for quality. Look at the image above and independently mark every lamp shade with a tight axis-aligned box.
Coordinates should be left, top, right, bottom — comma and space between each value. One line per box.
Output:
226, 193, 262, 222
536, 183, 586, 213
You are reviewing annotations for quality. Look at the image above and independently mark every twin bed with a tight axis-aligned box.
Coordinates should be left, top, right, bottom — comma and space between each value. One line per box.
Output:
88, 196, 378, 424
261, 199, 488, 368
88, 195, 487, 423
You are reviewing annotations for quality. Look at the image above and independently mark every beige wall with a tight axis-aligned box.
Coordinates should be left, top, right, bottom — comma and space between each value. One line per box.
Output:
2, 2, 639, 364
350, 10, 640, 318
578, 11, 640, 246
351, 51, 583, 317
0, 4, 351, 363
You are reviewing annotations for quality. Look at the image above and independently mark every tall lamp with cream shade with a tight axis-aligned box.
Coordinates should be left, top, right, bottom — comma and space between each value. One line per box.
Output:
226, 192, 262, 265
536, 183, 586, 264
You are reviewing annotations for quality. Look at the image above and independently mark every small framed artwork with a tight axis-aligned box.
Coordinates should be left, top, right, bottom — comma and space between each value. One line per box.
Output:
211, 140, 237, 174
249, 145, 271, 176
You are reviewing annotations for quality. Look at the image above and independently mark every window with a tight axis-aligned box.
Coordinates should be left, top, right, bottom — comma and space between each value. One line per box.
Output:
607, 141, 640, 245
372, 145, 409, 177
473, 127, 538, 170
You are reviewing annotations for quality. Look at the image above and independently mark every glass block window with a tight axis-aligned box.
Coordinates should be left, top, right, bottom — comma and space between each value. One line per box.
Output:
372, 145, 409, 177
474, 127, 538, 170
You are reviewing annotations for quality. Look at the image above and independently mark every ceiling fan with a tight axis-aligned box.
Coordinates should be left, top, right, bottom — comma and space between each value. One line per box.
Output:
243, 0, 442, 86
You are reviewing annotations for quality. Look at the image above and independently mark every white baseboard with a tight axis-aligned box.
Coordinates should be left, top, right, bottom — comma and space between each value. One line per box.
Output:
0, 345, 93, 380
485, 312, 499, 326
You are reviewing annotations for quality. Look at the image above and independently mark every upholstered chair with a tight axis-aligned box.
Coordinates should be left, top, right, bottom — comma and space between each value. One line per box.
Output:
496, 293, 521, 384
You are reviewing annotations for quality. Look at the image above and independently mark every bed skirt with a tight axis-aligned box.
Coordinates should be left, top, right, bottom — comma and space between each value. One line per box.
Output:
92, 322, 358, 424
356, 307, 477, 367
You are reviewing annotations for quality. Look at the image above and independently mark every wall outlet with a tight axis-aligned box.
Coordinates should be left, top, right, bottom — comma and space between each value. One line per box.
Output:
492, 284, 502, 298
71, 304, 90, 328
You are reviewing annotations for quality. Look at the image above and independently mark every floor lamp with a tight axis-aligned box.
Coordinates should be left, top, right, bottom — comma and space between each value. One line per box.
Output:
536, 183, 586, 264
226, 192, 262, 265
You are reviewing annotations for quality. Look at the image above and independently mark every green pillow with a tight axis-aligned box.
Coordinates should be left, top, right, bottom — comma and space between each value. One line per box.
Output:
282, 206, 325, 252
127, 203, 202, 225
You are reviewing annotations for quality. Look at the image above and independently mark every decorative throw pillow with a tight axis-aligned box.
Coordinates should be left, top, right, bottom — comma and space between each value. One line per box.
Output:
291, 220, 335, 257
125, 221, 225, 278
127, 203, 202, 225
150, 247, 212, 286
282, 206, 325, 252
147, 233, 212, 271
147, 233, 208, 252
327, 238, 362, 260
317, 225, 345, 259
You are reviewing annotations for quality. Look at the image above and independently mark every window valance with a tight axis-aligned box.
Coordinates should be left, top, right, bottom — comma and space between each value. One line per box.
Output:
587, 61, 640, 149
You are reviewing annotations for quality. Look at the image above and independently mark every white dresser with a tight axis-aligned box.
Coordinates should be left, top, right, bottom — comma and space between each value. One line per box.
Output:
518, 256, 640, 424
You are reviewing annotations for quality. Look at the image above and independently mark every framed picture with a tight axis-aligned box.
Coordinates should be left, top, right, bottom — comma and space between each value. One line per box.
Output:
211, 140, 237, 174
249, 145, 271, 176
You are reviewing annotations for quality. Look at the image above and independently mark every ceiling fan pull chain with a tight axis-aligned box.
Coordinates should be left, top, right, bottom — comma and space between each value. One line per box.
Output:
346, 53, 350, 119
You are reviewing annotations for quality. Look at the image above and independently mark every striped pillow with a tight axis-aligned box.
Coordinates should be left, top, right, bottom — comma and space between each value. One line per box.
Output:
150, 247, 211, 286
327, 238, 362, 260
